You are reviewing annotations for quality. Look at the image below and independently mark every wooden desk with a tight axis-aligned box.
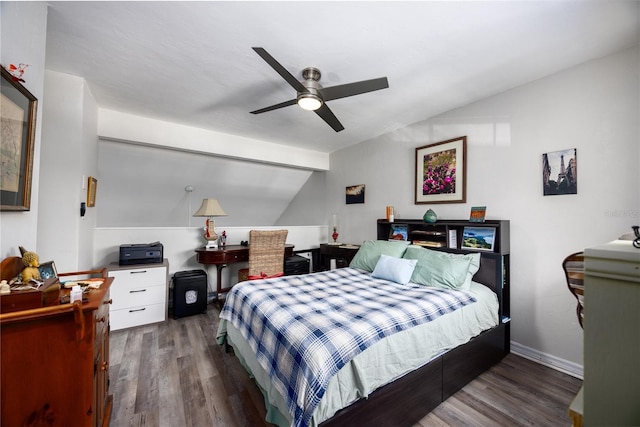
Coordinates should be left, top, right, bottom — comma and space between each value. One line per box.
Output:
195, 244, 294, 297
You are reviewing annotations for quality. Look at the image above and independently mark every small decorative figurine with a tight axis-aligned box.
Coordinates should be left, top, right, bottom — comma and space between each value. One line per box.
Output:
219, 230, 227, 247
423, 209, 437, 223
21, 250, 42, 283
7, 63, 28, 83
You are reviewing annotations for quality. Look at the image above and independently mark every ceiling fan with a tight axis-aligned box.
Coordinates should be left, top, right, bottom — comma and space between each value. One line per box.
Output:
250, 47, 389, 132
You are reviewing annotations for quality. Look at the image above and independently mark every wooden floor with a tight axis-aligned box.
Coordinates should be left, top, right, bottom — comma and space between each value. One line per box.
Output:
109, 305, 582, 427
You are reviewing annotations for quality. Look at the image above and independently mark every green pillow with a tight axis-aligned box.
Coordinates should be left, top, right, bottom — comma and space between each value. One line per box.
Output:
402, 245, 474, 290
349, 240, 410, 272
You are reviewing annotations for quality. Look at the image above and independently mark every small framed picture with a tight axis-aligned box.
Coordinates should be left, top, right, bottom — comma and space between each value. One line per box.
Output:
462, 227, 496, 252
346, 184, 365, 204
38, 260, 58, 279
469, 206, 486, 223
87, 176, 98, 207
542, 148, 577, 196
389, 223, 408, 241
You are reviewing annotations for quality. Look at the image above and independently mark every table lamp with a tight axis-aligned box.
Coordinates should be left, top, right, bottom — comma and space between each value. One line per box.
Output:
193, 198, 227, 249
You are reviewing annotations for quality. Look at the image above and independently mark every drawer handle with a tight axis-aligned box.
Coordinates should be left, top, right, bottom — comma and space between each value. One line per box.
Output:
130, 270, 147, 274
129, 289, 147, 293
97, 316, 106, 323
129, 308, 146, 313
101, 362, 109, 372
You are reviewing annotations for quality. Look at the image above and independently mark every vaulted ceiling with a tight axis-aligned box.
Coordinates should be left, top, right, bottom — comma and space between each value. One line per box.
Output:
45, 1, 639, 155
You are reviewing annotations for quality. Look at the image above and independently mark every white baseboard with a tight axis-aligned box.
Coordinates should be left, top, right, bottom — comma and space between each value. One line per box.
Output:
511, 341, 583, 380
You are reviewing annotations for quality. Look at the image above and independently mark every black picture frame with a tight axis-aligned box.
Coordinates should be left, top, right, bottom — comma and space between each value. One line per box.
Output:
38, 260, 58, 280
346, 184, 365, 204
542, 148, 577, 196
1, 66, 38, 211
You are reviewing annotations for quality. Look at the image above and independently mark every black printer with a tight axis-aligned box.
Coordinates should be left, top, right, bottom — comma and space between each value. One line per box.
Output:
119, 242, 163, 266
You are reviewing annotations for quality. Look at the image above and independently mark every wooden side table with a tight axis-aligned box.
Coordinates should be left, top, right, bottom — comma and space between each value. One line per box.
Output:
319, 243, 360, 270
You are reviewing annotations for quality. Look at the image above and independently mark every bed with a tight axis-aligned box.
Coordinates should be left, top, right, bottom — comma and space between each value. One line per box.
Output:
217, 240, 510, 427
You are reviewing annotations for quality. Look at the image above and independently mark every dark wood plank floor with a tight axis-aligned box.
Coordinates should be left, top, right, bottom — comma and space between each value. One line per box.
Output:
109, 305, 582, 427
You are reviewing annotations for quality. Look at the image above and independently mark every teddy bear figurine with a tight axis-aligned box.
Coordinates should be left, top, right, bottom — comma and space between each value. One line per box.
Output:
21, 250, 42, 283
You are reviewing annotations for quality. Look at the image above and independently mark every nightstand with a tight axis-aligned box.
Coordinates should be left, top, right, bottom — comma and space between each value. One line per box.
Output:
107, 260, 169, 330
319, 243, 360, 270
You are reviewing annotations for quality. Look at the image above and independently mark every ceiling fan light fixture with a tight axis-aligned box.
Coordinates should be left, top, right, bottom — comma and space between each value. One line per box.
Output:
297, 93, 323, 111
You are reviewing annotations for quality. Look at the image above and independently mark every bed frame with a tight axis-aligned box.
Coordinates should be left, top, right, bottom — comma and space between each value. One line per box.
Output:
319, 249, 510, 427
223, 220, 510, 427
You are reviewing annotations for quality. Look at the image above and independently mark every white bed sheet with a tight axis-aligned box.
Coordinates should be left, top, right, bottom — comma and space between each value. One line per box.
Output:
217, 281, 499, 427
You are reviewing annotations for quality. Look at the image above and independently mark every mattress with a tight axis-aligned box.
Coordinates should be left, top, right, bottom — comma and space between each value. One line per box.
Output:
216, 271, 498, 427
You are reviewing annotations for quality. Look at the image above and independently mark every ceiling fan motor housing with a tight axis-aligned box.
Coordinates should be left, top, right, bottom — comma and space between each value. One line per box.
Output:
302, 67, 321, 81
298, 68, 324, 109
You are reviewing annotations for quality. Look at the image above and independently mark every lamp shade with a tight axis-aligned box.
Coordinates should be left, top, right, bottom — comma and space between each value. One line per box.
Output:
193, 198, 227, 217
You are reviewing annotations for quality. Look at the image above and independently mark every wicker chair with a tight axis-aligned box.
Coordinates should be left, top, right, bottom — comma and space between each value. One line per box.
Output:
238, 229, 288, 281
563, 251, 585, 328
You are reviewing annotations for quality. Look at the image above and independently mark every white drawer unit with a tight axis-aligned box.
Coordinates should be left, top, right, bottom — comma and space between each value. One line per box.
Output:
107, 260, 169, 331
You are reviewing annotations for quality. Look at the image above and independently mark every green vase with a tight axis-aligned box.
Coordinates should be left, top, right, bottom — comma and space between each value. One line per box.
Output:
423, 209, 437, 223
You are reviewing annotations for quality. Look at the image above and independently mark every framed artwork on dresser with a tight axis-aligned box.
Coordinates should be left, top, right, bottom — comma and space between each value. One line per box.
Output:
415, 136, 466, 204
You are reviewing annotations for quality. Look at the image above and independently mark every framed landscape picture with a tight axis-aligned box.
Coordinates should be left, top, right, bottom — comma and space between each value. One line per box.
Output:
462, 226, 496, 251
415, 136, 466, 204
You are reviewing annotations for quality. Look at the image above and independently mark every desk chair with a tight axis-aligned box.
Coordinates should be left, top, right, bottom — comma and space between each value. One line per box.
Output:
562, 251, 585, 328
238, 229, 288, 281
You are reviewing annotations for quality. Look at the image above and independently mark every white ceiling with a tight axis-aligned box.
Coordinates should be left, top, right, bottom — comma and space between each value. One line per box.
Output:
45, 1, 639, 154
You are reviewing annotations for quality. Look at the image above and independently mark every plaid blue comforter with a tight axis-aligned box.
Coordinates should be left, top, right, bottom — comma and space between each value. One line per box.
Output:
219, 267, 476, 427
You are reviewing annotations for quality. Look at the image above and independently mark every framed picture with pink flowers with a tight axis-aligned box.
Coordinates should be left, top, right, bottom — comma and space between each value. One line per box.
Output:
415, 136, 466, 204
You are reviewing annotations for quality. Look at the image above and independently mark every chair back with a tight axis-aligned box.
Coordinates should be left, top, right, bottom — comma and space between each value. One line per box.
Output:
563, 251, 584, 328
248, 230, 288, 278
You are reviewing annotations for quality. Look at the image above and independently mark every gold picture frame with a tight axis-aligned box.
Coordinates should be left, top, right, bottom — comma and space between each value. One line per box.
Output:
0, 67, 38, 211
87, 176, 98, 207
415, 136, 467, 204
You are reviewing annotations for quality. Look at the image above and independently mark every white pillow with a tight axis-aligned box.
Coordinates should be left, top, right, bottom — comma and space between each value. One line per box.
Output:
372, 254, 417, 285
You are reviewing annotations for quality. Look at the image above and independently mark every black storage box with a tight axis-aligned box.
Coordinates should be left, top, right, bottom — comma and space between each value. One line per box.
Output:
284, 255, 310, 276
172, 270, 208, 319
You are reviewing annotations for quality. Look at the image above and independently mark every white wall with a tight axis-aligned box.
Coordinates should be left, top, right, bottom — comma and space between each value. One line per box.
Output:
276, 170, 328, 226
327, 47, 640, 375
97, 140, 314, 228
38, 71, 99, 273
0, 2, 47, 258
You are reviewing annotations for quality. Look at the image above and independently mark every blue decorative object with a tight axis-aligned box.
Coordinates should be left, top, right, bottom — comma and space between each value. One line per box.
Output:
423, 209, 437, 223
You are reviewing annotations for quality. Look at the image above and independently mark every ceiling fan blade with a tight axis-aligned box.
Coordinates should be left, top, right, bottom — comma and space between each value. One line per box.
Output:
320, 77, 389, 102
315, 104, 344, 132
250, 99, 297, 114
252, 47, 307, 93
